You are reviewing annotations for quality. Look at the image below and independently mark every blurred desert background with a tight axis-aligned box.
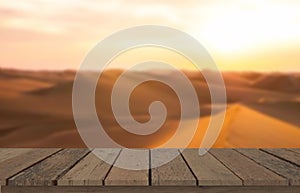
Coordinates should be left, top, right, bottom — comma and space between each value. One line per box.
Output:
1, 1, 300, 148
0, 68, 299, 148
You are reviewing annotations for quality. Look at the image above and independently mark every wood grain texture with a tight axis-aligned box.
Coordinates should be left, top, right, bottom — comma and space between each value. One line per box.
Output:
262, 149, 300, 167
58, 149, 120, 186
0, 149, 60, 186
3, 186, 300, 193
8, 149, 89, 186
105, 149, 149, 186
288, 149, 300, 155
0, 149, 33, 163
151, 149, 196, 186
0, 148, 299, 188
182, 149, 242, 186
210, 149, 288, 186
237, 149, 300, 185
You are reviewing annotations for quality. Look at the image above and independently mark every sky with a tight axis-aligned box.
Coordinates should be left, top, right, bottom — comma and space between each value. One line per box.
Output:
1, 0, 300, 71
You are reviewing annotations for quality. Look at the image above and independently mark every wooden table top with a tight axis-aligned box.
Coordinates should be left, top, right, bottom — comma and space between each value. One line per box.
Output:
0, 148, 300, 193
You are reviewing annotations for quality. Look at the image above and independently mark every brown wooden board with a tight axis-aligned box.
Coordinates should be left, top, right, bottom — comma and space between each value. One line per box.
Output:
151, 149, 196, 186
0, 149, 33, 163
288, 149, 300, 155
182, 149, 242, 186
210, 149, 288, 186
0, 148, 299, 188
0, 149, 60, 186
237, 149, 300, 185
105, 149, 149, 186
8, 149, 89, 186
58, 149, 120, 186
262, 149, 300, 167
3, 186, 300, 193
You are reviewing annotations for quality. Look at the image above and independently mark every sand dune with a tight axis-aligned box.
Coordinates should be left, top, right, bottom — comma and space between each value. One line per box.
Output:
188, 104, 300, 148
0, 78, 53, 93
251, 73, 300, 93
214, 105, 300, 148
0, 69, 299, 148
245, 101, 300, 127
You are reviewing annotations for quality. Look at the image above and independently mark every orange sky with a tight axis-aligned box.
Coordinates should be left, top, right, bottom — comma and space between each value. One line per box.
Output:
1, 0, 300, 71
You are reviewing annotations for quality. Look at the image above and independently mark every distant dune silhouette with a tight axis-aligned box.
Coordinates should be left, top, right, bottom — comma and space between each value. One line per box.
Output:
251, 73, 300, 92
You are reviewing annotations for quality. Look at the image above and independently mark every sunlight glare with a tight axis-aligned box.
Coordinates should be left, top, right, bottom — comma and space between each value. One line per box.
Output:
198, 2, 300, 53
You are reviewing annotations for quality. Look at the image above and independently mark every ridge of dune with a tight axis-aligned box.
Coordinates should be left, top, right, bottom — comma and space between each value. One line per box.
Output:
189, 104, 300, 148
251, 73, 300, 92
28, 81, 73, 95
245, 101, 300, 127
0, 77, 53, 93
216, 104, 300, 148
189, 104, 237, 148
0, 68, 76, 81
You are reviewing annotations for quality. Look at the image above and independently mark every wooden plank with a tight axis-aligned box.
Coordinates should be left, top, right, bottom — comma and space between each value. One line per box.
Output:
3, 186, 300, 193
0, 149, 33, 163
8, 149, 90, 186
58, 149, 120, 186
182, 149, 242, 186
288, 149, 300, 155
237, 149, 300, 185
105, 149, 149, 186
262, 149, 300, 167
210, 149, 288, 186
0, 149, 60, 186
151, 149, 196, 186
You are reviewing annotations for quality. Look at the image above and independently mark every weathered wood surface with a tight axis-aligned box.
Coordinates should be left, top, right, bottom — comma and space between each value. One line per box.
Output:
262, 149, 300, 167
289, 149, 300, 155
8, 149, 89, 186
2, 186, 300, 193
182, 149, 242, 186
237, 149, 300, 185
0, 149, 33, 163
105, 149, 149, 186
151, 149, 196, 186
0, 148, 299, 189
0, 149, 60, 186
58, 149, 120, 186
209, 149, 288, 186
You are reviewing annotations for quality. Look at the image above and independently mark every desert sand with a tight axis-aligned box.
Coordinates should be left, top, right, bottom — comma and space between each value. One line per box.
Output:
0, 68, 299, 148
